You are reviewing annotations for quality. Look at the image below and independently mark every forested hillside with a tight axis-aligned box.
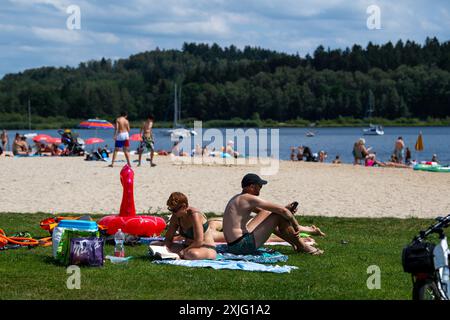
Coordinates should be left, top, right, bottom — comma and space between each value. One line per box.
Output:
1, 38, 449, 123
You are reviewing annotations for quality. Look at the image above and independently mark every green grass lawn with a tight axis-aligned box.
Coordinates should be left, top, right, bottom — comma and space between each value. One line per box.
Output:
0, 213, 436, 300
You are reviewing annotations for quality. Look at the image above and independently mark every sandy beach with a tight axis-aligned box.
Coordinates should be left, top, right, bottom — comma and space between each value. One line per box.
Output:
1, 154, 449, 218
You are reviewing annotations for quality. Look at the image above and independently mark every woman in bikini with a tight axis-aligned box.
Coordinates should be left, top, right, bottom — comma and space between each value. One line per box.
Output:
161, 192, 217, 260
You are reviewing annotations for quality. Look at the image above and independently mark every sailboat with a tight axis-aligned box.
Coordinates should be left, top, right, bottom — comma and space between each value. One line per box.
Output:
363, 124, 384, 136
24, 98, 37, 138
305, 130, 315, 137
363, 90, 384, 136
165, 84, 197, 139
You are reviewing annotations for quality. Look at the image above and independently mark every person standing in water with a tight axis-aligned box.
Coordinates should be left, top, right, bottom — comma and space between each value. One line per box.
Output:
138, 115, 156, 167
109, 111, 131, 168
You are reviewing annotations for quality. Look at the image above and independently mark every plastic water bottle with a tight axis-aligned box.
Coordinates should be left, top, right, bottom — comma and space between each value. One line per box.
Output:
114, 229, 125, 257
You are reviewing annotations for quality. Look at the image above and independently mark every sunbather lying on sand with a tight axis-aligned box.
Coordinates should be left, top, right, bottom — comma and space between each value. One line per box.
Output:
365, 154, 411, 168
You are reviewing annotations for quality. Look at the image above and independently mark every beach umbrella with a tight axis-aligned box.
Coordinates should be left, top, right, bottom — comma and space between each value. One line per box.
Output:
32, 134, 52, 142
415, 131, 424, 162
78, 119, 114, 139
48, 137, 61, 144
78, 119, 114, 130
415, 132, 424, 152
85, 137, 105, 145
130, 134, 142, 142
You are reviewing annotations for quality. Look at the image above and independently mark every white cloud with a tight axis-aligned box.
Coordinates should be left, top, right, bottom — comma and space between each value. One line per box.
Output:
140, 15, 231, 37
32, 26, 83, 44
8, 0, 71, 12
123, 38, 154, 52
0, 23, 22, 32
31, 27, 119, 45
1, 0, 449, 77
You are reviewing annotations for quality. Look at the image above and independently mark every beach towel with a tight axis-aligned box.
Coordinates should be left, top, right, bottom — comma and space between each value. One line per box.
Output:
139, 237, 292, 247
14, 154, 42, 158
153, 259, 298, 274
215, 245, 288, 263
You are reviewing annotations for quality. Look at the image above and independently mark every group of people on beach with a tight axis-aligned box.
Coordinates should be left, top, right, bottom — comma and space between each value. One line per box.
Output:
109, 112, 156, 168
108, 111, 242, 167
290, 146, 327, 162
0, 129, 76, 157
287, 135, 438, 168
171, 140, 240, 158
352, 136, 425, 168
152, 173, 325, 260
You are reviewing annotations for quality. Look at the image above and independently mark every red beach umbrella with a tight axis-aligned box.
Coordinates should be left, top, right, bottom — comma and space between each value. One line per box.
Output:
130, 134, 142, 142
32, 134, 52, 142
85, 137, 105, 145
48, 137, 61, 144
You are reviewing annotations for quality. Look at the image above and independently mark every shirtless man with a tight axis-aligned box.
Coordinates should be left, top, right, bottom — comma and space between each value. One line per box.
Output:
223, 173, 324, 255
109, 111, 131, 167
393, 136, 405, 163
138, 115, 156, 167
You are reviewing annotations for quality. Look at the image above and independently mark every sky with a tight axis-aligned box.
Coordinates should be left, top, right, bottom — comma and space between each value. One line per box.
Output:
0, 0, 449, 78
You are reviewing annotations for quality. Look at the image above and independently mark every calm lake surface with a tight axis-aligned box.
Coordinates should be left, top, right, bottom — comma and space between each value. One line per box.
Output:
5, 126, 450, 164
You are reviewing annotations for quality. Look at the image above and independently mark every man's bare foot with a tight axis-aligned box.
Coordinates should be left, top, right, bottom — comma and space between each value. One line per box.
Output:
311, 225, 326, 237
299, 225, 326, 237
299, 244, 324, 255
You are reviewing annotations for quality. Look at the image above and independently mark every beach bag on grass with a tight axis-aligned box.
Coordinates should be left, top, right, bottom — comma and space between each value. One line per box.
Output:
402, 242, 435, 273
52, 219, 98, 258
57, 230, 100, 265
69, 237, 104, 267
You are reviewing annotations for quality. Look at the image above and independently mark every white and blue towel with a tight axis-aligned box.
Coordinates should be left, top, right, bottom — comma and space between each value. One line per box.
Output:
153, 259, 298, 274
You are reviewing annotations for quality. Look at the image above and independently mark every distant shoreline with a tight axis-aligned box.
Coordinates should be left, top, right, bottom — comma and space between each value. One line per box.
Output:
1, 115, 450, 130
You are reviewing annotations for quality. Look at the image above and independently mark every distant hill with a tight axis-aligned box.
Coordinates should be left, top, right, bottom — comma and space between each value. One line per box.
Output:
0, 38, 449, 123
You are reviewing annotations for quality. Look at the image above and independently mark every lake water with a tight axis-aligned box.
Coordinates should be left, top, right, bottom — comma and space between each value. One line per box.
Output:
5, 126, 450, 164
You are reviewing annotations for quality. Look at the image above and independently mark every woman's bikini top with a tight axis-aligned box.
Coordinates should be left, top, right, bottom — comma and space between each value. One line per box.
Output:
178, 212, 209, 240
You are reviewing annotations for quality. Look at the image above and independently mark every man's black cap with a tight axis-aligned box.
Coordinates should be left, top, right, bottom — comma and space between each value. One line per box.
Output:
241, 173, 268, 188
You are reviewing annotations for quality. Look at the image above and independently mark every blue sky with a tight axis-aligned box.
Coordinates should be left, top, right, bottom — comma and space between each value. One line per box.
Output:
0, 0, 449, 78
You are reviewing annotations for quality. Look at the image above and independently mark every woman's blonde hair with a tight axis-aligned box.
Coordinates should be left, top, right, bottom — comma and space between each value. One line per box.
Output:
167, 192, 188, 210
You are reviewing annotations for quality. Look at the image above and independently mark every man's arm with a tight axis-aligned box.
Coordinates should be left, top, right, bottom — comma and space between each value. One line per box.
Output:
247, 195, 300, 228
164, 214, 179, 247
149, 120, 153, 138
113, 120, 118, 139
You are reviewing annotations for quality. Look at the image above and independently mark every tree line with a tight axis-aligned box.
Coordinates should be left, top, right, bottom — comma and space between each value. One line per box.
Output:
0, 38, 449, 123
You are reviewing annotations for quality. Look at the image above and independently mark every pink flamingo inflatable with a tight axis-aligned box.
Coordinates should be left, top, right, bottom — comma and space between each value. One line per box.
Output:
98, 165, 166, 236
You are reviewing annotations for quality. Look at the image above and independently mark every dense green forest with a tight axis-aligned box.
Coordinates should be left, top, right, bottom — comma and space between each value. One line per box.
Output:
0, 37, 449, 127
